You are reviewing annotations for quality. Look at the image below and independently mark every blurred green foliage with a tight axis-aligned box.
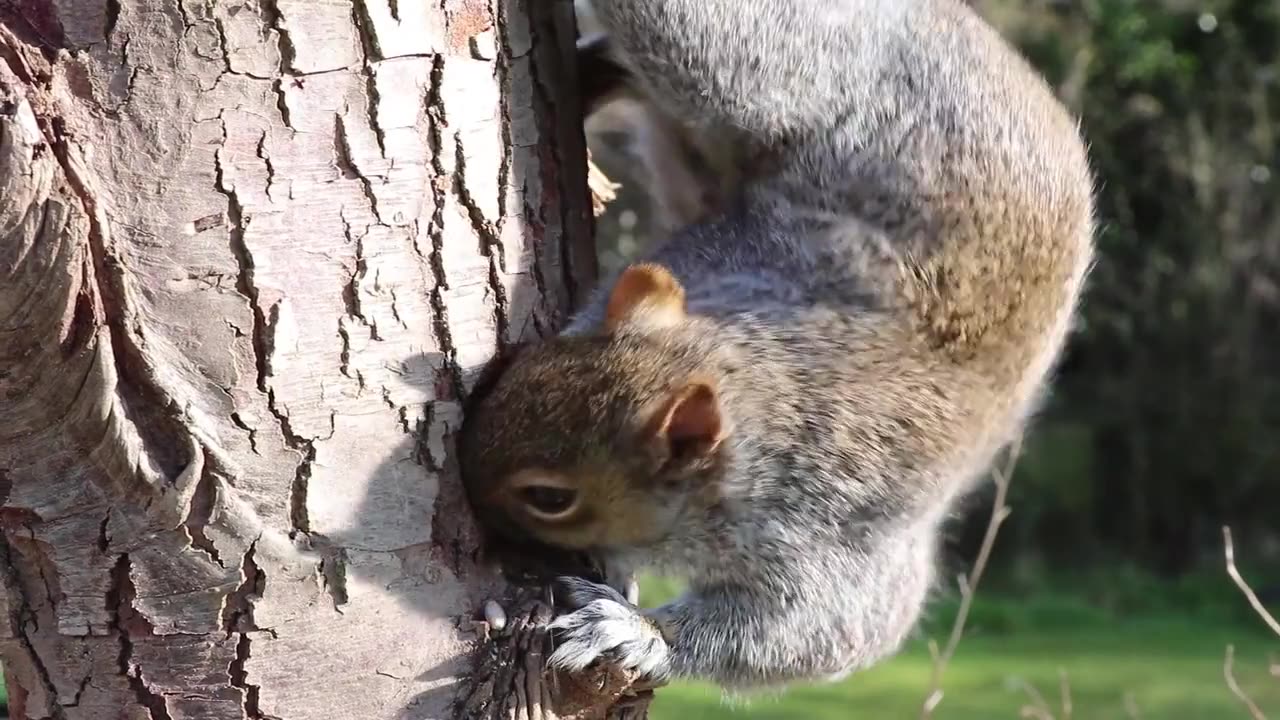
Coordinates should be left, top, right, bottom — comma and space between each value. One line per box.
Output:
967, 0, 1280, 578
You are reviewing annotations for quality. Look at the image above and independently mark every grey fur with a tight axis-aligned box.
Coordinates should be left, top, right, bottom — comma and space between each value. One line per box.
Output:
465, 0, 1094, 692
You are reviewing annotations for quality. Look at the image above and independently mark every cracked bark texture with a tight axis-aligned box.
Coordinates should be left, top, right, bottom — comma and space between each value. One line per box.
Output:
0, 0, 597, 718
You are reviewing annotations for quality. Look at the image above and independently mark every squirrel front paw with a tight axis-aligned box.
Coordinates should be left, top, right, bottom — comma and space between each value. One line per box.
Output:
547, 576, 672, 681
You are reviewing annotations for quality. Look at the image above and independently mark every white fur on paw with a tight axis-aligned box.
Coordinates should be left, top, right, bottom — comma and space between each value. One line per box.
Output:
547, 598, 671, 680
554, 575, 628, 609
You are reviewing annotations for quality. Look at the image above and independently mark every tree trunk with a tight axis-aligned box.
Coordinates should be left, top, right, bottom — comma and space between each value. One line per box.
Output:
0, 1, 632, 718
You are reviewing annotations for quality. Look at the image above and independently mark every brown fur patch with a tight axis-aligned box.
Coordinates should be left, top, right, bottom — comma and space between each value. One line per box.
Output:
604, 263, 686, 332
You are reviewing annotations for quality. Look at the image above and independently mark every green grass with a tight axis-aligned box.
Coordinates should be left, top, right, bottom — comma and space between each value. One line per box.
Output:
0, 578, 1270, 719
640, 579, 1280, 719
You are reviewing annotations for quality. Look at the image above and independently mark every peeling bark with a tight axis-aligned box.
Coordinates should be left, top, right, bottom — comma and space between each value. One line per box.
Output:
0, 0, 611, 718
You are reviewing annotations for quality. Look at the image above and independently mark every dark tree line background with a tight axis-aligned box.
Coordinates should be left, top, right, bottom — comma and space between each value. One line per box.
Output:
978, 0, 1279, 581
587, 0, 1280, 593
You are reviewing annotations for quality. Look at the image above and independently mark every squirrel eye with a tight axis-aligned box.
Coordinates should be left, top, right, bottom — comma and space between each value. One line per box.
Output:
517, 485, 579, 519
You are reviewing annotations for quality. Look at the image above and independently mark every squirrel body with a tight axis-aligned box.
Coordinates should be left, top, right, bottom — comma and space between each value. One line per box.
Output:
460, 0, 1094, 690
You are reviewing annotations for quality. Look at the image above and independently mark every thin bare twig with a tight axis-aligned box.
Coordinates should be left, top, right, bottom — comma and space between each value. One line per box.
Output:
919, 438, 1022, 718
1122, 692, 1144, 720
1011, 676, 1055, 720
1223, 526, 1280, 638
1059, 668, 1073, 720
1224, 644, 1268, 720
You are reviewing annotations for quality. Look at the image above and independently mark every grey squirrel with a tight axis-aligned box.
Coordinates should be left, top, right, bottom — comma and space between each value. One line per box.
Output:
459, 0, 1094, 691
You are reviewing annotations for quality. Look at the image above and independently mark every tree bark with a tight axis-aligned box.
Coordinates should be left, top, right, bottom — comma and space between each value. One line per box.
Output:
0, 0, 626, 718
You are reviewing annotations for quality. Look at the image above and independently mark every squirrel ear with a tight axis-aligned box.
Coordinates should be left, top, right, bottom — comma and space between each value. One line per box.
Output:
604, 263, 686, 333
649, 381, 727, 461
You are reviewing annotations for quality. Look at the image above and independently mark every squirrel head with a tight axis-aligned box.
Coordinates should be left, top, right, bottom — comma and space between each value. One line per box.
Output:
459, 263, 731, 554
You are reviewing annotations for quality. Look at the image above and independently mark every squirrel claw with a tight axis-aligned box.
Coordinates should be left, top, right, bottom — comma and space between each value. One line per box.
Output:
547, 578, 672, 681
551, 575, 631, 610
